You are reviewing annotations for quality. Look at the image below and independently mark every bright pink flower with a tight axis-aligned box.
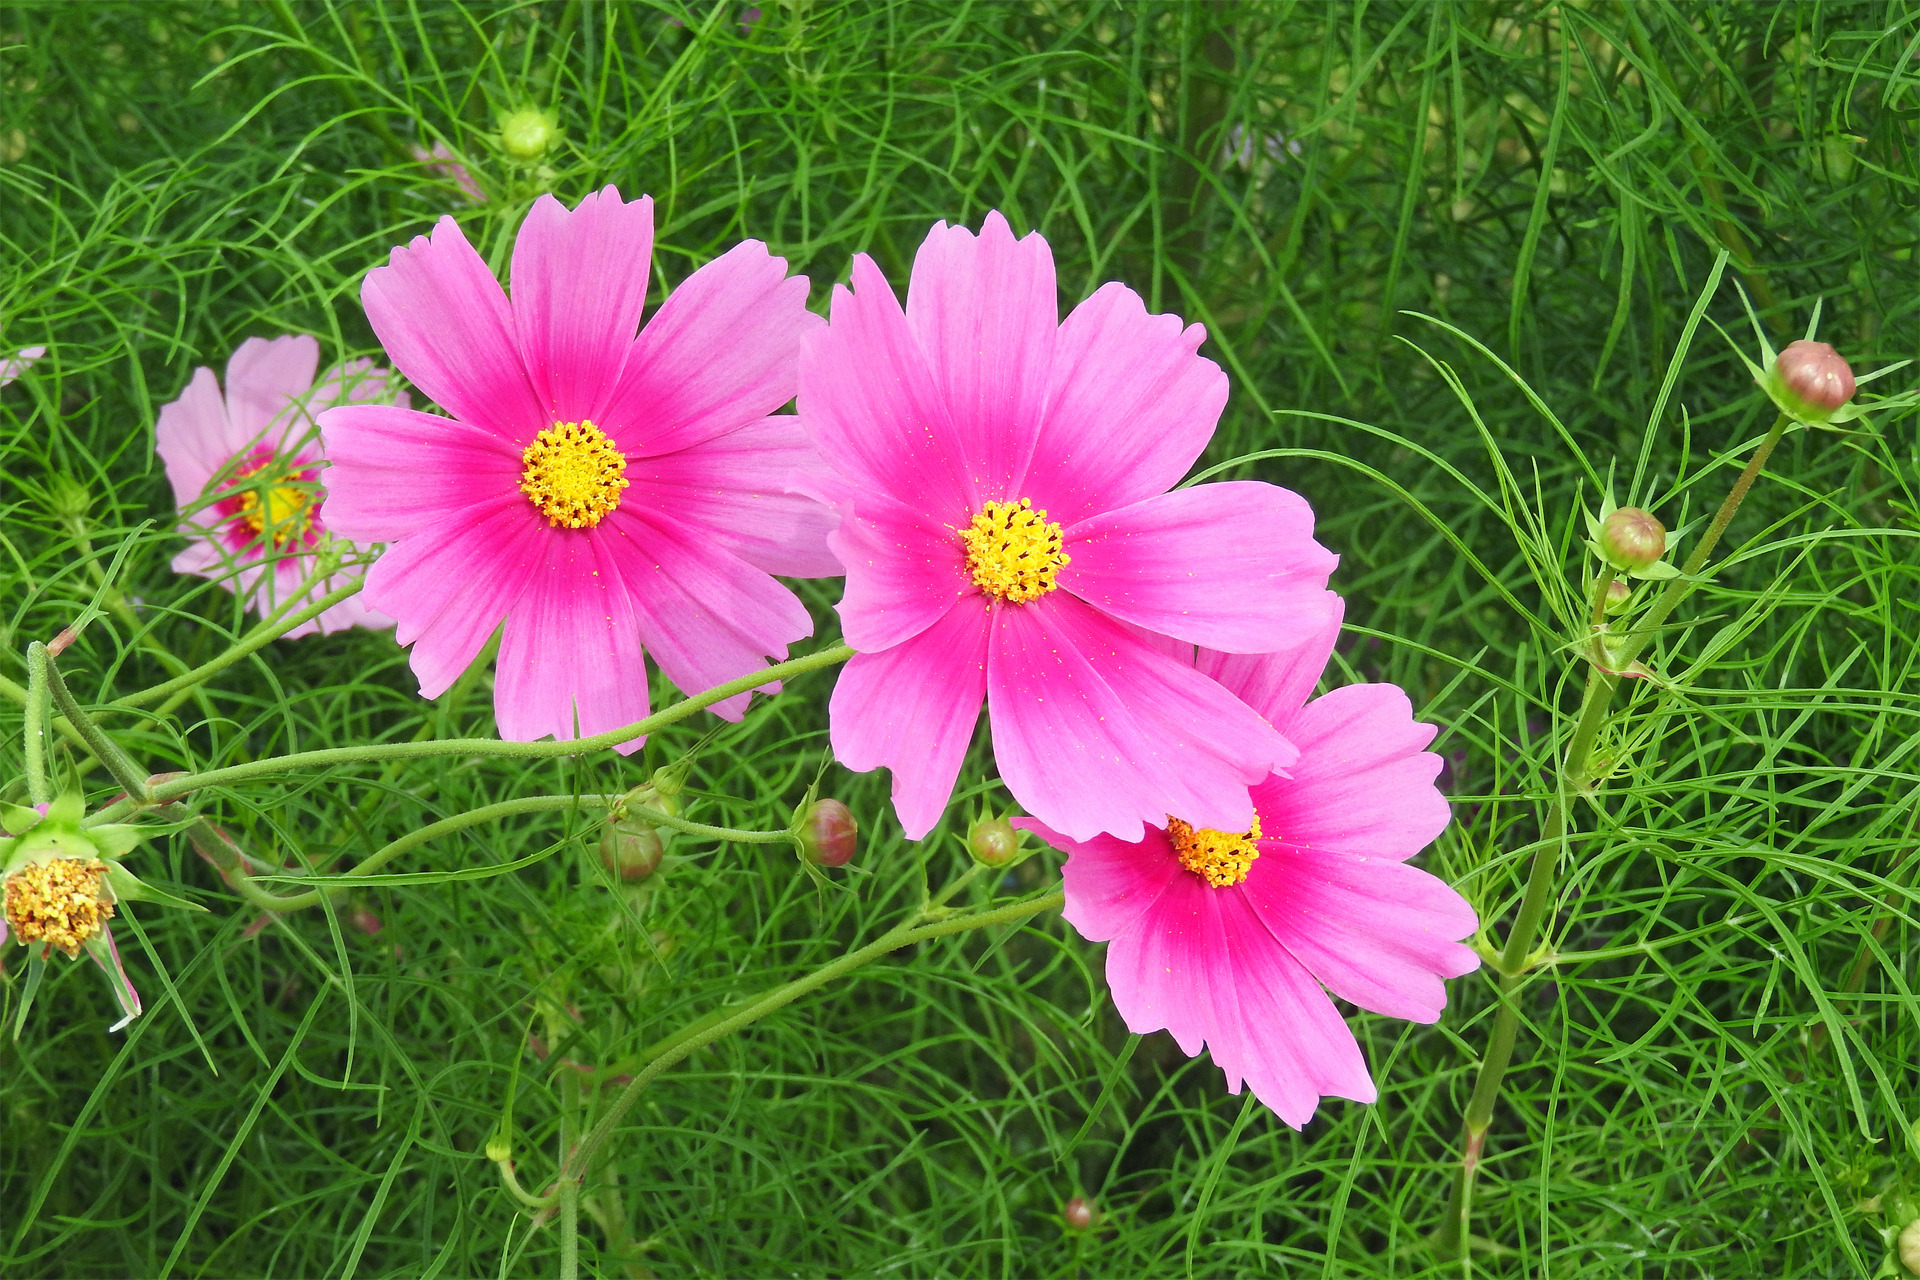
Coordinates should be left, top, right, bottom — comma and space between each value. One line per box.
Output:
319, 186, 834, 752
799, 212, 1339, 841
1015, 600, 1479, 1125
156, 335, 404, 637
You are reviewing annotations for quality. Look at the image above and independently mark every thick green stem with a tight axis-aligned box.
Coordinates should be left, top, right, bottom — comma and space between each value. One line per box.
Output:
557, 884, 1062, 1198
557, 1173, 581, 1280
84, 644, 856, 826
113, 579, 366, 712
41, 653, 152, 804
624, 803, 797, 847
22, 643, 53, 806
1436, 412, 1794, 1255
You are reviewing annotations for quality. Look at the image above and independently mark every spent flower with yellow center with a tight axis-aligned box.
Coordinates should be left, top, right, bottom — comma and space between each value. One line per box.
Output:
961, 498, 1068, 603
520, 420, 630, 528
3, 857, 114, 957
1168, 814, 1263, 888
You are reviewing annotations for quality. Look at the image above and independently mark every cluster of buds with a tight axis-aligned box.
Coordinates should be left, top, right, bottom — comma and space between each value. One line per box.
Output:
1, 792, 200, 1032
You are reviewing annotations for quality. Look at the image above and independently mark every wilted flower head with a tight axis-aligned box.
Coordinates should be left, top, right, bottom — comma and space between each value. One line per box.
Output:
156, 335, 406, 637
0, 344, 45, 389
2, 792, 201, 1033
409, 141, 486, 204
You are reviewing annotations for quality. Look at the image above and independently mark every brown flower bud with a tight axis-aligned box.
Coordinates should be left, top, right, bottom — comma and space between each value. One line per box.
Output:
600, 815, 665, 881
1777, 339, 1855, 413
798, 799, 857, 868
1063, 1196, 1096, 1231
1598, 507, 1666, 573
967, 815, 1022, 867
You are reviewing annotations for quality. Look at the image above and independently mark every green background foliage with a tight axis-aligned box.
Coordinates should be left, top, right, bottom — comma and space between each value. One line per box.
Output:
3, 1, 1919, 1275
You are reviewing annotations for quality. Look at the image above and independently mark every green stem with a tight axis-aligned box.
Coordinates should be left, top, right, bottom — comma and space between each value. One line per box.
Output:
557, 1172, 580, 1280
41, 653, 150, 804
113, 579, 366, 711
233, 794, 613, 913
625, 803, 796, 847
22, 643, 54, 806
557, 884, 1061, 1193
1436, 412, 1793, 1254
84, 644, 855, 826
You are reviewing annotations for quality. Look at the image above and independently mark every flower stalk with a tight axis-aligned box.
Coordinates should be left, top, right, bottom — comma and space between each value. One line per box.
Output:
1439, 411, 1793, 1254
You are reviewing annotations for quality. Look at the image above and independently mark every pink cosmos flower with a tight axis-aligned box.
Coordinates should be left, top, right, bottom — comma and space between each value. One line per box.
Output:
1015, 600, 1480, 1125
798, 212, 1339, 842
318, 186, 835, 753
0, 344, 45, 387
408, 141, 486, 204
156, 335, 404, 637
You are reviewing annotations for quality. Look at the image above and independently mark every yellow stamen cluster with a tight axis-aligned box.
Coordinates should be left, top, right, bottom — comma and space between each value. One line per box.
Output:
1168, 814, 1263, 888
4, 858, 114, 957
961, 498, 1068, 604
234, 480, 315, 547
520, 420, 630, 529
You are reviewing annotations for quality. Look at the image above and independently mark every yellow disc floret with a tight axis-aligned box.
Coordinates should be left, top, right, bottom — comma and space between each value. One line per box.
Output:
1168, 814, 1263, 888
961, 498, 1068, 604
235, 481, 315, 546
4, 857, 114, 957
520, 420, 630, 529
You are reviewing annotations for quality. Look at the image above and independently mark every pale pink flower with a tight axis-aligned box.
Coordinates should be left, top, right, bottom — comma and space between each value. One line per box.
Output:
1016, 600, 1479, 1125
409, 141, 486, 204
156, 335, 404, 637
0, 344, 45, 387
319, 186, 834, 752
798, 211, 1339, 841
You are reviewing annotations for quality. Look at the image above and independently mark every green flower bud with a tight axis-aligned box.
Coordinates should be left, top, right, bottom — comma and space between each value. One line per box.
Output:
498, 107, 559, 161
1597, 507, 1666, 573
599, 814, 665, 881
1602, 580, 1632, 614
967, 815, 1022, 867
797, 798, 857, 868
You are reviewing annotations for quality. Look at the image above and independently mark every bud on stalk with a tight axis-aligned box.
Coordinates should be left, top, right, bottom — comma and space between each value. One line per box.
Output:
1776, 339, 1855, 416
967, 815, 1022, 868
1597, 507, 1666, 573
797, 799, 857, 868
1063, 1196, 1096, 1232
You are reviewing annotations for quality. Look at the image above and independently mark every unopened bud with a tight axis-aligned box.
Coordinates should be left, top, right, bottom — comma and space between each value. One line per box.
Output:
1598, 507, 1666, 573
1900, 1217, 1920, 1275
1602, 580, 1632, 614
600, 815, 664, 881
46, 626, 78, 657
1777, 339, 1855, 414
349, 907, 383, 935
1063, 1196, 1096, 1231
498, 107, 559, 161
968, 815, 1022, 867
485, 1134, 511, 1163
797, 798, 857, 868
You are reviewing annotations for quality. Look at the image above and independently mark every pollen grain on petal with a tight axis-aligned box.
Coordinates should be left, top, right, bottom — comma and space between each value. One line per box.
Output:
520, 419, 631, 528
1167, 813, 1262, 888
961, 497, 1068, 603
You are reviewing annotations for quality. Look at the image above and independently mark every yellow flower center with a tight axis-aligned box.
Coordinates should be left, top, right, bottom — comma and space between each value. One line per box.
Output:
234, 482, 314, 546
1168, 814, 1263, 888
520, 420, 630, 529
960, 498, 1068, 604
4, 857, 114, 957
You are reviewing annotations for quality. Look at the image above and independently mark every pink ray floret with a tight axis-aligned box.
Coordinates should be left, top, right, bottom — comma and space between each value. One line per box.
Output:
799, 211, 1340, 840
155, 335, 405, 637
319, 186, 836, 752
1016, 600, 1480, 1125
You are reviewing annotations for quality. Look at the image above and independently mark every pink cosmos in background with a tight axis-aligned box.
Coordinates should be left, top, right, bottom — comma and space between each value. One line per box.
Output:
0, 344, 45, 387
798, 212, 1339, 842
156, 335, 404, 637
1015, 600, 1479, 1125
319, 186, 835, 752
408, 142, 486, 204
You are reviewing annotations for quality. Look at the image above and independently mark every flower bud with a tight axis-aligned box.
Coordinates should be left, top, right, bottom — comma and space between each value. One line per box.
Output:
1776, 339, 1855, 414
349, 906, 383, 935
968, 815, 1022, 867
1901, 1217, 1920, 1275
600, 814, 664, 881
1063, 1196, 1096, 1232
485, 1134, 512, 1163
1602, 580, 1632, 614
1597, 507, 1666, 573
797, 799, 857, 868
498, 107, 559, 161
